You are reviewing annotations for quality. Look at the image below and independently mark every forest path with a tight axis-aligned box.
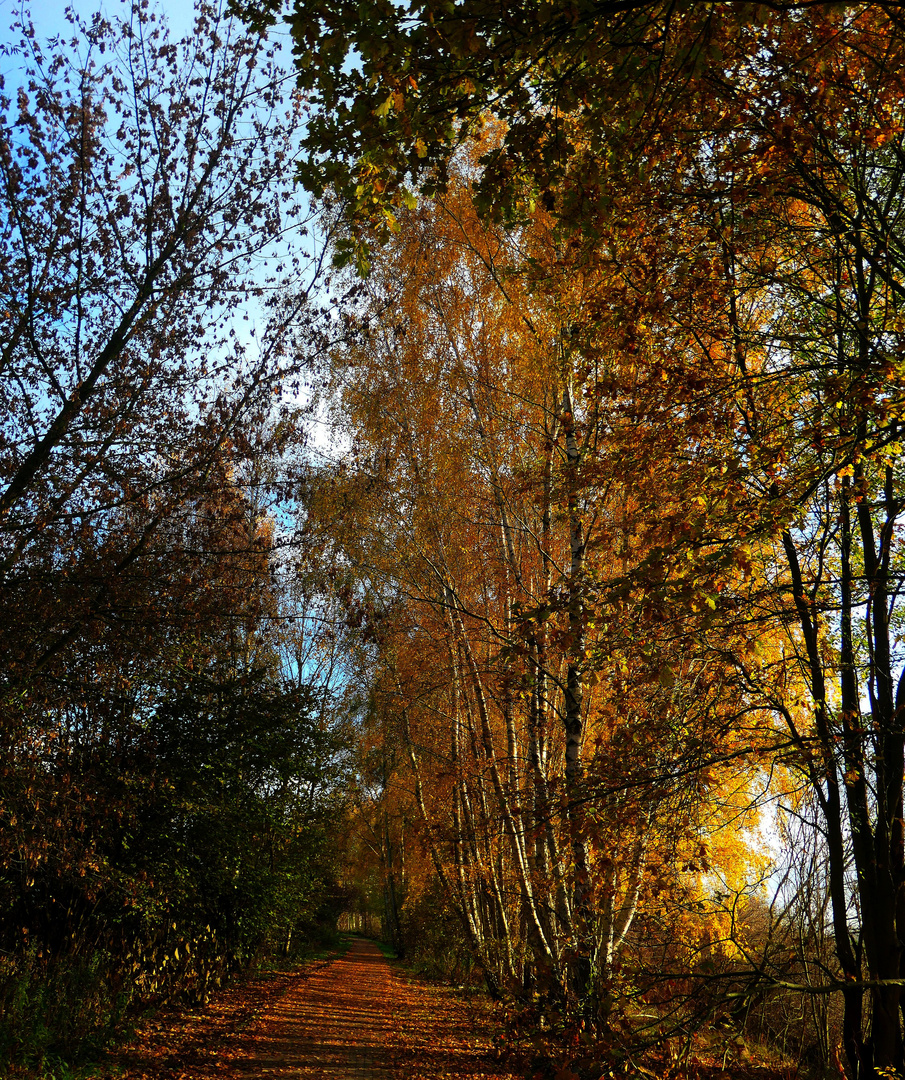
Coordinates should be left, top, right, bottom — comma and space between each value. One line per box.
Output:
228, 937, 405, 1079
100, 936, 514, 1080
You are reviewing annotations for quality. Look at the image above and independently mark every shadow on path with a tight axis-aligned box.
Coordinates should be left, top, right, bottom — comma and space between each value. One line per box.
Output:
230, 937, 394, 1078
227, 936, 512, 1080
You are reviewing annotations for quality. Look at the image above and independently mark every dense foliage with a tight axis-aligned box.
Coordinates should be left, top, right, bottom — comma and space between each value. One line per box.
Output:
0, 3, 353, 1071
5, 1, 905, 1078
280, 4, 905, 1079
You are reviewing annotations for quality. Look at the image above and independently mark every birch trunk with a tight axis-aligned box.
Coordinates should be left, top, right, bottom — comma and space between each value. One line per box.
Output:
561, 383, 593, 1011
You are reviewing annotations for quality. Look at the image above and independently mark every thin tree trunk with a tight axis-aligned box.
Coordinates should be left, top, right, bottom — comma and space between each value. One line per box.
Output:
398, 699, 501, 996
561, 384, 593, 1011
450, 602, 561, 979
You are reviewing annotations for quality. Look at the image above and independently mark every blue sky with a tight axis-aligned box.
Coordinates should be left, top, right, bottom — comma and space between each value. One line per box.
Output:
0, 0, 331, 447
21, 0, 197, 42
5, 0, 299, 92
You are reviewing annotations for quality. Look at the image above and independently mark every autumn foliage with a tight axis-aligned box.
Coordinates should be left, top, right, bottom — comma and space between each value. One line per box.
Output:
0, 3, 353, 1071
297, 5, 905, 1079
5, 1, 905, 1079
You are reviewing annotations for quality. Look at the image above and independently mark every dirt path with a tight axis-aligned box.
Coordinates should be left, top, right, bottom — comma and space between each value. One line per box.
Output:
228, 938, 405, 1079
101, 938, 515, 1080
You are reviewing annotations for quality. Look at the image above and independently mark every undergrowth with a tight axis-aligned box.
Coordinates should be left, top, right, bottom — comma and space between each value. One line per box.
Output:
0, 926, 347, 1079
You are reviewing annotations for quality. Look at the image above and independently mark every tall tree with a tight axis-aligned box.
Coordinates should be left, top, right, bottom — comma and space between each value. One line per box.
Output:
0, 0, 319, 692
0, 4, 350, 1066
313, 158, 778, 1023
298, 5, 905, 1073
691, 17, 905, 1074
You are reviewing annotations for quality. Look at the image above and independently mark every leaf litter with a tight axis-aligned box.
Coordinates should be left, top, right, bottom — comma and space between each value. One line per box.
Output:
95, 937, 517, 1080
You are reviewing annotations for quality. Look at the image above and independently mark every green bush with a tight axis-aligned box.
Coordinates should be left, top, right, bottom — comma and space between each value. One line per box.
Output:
397, 880, 476, 985
0, 667, 350, 1074
0, 947, 131, 1069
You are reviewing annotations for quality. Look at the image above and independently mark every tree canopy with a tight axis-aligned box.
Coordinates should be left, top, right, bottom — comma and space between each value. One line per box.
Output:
0, 3, 356, 1068
5, 1, 905, 1078
273, 3, 905, 1077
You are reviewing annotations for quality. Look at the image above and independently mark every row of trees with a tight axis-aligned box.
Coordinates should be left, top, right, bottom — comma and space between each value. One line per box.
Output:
0, 3, 357, 1069
4, 1, 905, 1077
274, 4, 905, 1078
317, 150, 783, 1043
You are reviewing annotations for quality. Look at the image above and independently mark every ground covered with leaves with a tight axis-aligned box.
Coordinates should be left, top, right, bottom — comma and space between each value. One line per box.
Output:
93, 936, 515, 1080
82, 936, 810, 1080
